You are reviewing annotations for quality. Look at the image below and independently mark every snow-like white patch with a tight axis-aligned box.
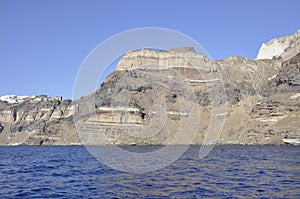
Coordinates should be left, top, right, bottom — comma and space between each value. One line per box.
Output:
290, 93, 300, 99
257, 40, 290, 59
268, 74, 277, 81
216, 112, 227, 117
0, 95, 35, 104
97, 107, 140, 112
256, 30, 299, 60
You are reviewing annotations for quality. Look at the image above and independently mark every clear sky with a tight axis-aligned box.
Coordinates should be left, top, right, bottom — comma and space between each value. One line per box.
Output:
0, 0, 299, 99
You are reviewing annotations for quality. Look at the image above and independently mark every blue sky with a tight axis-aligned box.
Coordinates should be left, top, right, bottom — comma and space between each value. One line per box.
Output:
0, 0, 299, 99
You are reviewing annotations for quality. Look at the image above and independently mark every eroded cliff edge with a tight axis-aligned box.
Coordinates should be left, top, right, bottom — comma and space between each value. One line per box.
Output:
0, 30, 299, 145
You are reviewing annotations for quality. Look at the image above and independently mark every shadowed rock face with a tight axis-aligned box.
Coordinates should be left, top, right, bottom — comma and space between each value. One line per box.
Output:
0, 30, 299, 145
0, 96, 78, 145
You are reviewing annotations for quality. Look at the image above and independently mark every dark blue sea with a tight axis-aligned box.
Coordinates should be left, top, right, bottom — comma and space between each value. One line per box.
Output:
0, 146, 299, 198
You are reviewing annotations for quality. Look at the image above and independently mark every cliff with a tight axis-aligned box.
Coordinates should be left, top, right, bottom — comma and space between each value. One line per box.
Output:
0, 95, 79, 145
0, 30, 299, 145
257, 29, 300, 60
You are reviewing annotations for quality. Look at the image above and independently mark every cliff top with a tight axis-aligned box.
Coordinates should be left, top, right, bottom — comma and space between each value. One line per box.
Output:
257, 29, 300, 60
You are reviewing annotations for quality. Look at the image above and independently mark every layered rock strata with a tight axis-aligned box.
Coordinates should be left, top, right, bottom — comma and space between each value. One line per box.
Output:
0, 30, 299, 145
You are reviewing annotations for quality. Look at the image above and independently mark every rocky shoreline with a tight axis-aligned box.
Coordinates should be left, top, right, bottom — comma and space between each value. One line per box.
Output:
1, 142, 298, 146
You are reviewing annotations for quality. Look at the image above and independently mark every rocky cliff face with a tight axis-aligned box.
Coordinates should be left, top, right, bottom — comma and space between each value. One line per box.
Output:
257, 29, 300, 60
0, 30, 299, 145
0, 95, 79, 145
117, 47, 209, 71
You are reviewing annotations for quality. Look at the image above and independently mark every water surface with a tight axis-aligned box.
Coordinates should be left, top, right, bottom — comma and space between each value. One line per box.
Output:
0, 146, 299, 198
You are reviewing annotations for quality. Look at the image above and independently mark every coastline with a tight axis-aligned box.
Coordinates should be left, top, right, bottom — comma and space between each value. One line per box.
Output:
1, 142, 298, 147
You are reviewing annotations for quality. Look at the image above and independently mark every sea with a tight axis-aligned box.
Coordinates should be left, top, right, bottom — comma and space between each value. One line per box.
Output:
0, 145, 299, 198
